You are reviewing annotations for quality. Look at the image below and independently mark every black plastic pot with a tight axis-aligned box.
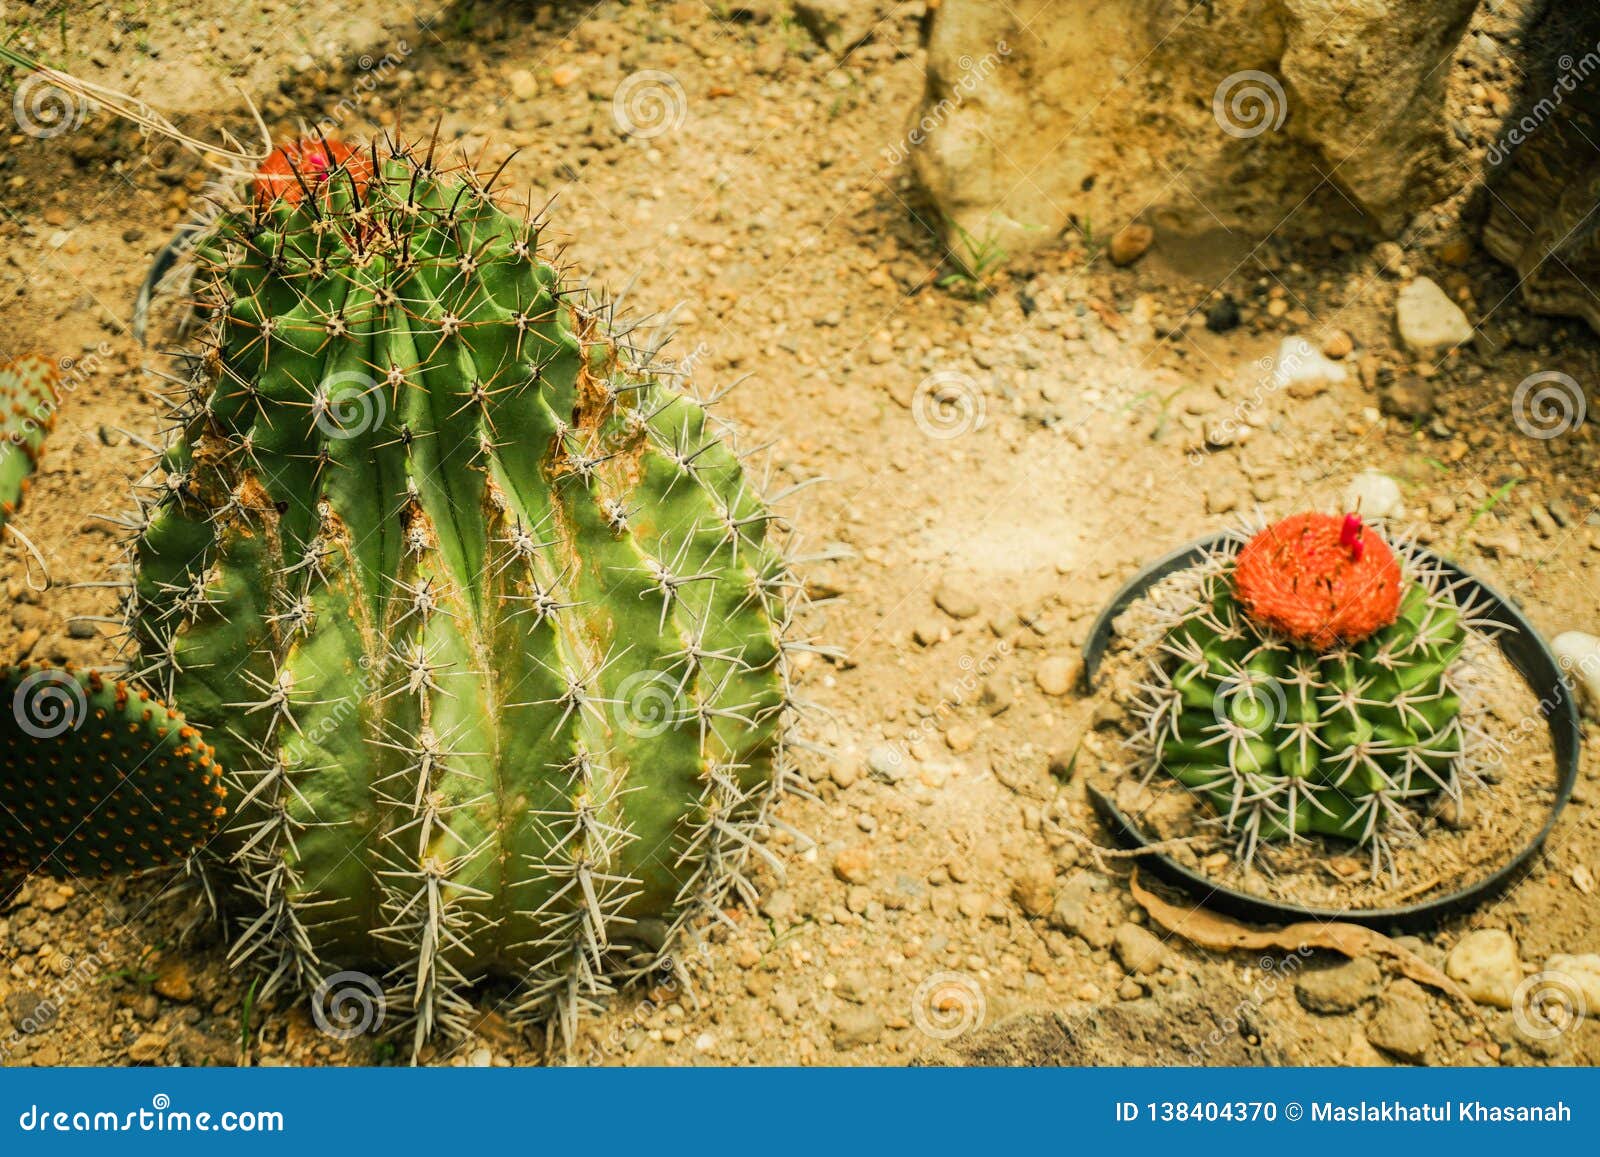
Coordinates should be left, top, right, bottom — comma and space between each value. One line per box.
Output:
1080, 534, 1582, 932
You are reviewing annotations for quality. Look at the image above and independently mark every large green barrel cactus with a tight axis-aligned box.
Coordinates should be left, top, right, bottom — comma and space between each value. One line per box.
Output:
1130, 513, 1492, 872
118, 138, 802, 1047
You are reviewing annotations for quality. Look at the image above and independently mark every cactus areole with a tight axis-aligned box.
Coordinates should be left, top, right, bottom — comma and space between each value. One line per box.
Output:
1132, 514, 1491, 872
123, 137, 801, 1045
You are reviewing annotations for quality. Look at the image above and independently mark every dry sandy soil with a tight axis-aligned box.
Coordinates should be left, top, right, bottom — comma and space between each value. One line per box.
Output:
0, 0, 1597, 1067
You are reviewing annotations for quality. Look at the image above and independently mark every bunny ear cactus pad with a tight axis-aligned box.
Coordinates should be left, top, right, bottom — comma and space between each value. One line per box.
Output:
0, 359, 224, 878
0, 663, 227, 875
1131, 514, 1494, 874
0, 355, 61, 534
121, 137, 802, 1049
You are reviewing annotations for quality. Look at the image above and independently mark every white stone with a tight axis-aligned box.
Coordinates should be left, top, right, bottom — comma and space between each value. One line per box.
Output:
1034, 655, 1078, 697
1396, 277, 1473, 352
1445, 928, 1521, 1009
1270, 335, 1347, 398
1552, 631, 1600, 716
1542, 954, 1600, 1016
507, 69, 537, 100
1342, 470, 1405, 519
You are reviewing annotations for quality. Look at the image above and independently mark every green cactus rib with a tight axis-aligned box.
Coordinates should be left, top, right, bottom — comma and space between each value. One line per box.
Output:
1132, 538, 1490, 871
0, 662, 226, 875
120, 138, 801, 1047
0, 355, 60, 534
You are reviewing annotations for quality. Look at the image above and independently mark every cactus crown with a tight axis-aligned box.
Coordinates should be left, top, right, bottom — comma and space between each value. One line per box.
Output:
1232, 511, 1401, 649
116, 134, 807, 1051
1129, 515, 1495, 874
252, 138, 369, 207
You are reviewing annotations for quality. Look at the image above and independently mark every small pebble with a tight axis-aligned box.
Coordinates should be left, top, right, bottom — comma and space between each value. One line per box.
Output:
1343, 469, 1404, 519
1108, 223, 1154, 267
1445, 929, 1520, 1009
833, 846, 874, 885
934, 579, 981, 620
1034, 656, 1077, 697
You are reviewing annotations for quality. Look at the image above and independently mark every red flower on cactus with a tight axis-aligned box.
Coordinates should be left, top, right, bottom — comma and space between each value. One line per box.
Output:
1232, 512, 1402, 650
254, 138, 370, 206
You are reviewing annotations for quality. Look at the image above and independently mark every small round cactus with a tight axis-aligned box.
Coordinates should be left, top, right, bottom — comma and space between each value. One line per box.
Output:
1129, 513, 1495, 872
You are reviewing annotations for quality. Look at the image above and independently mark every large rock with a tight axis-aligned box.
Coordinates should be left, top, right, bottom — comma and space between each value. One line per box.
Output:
1481, 5, 1600, 336
1295, 956, 1382, 1014
1543, 954, 1600, 1015
1050, 870, 1117, 949
793, 0, 878, 53
1342, 469, 1405, 520
1271, 336, 1347, 398
907, 0, 1477, 259
1365, 983, 1436, 1063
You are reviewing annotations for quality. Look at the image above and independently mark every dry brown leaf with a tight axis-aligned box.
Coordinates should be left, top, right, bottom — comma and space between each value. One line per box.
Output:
1129, 869, 1483, 1023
